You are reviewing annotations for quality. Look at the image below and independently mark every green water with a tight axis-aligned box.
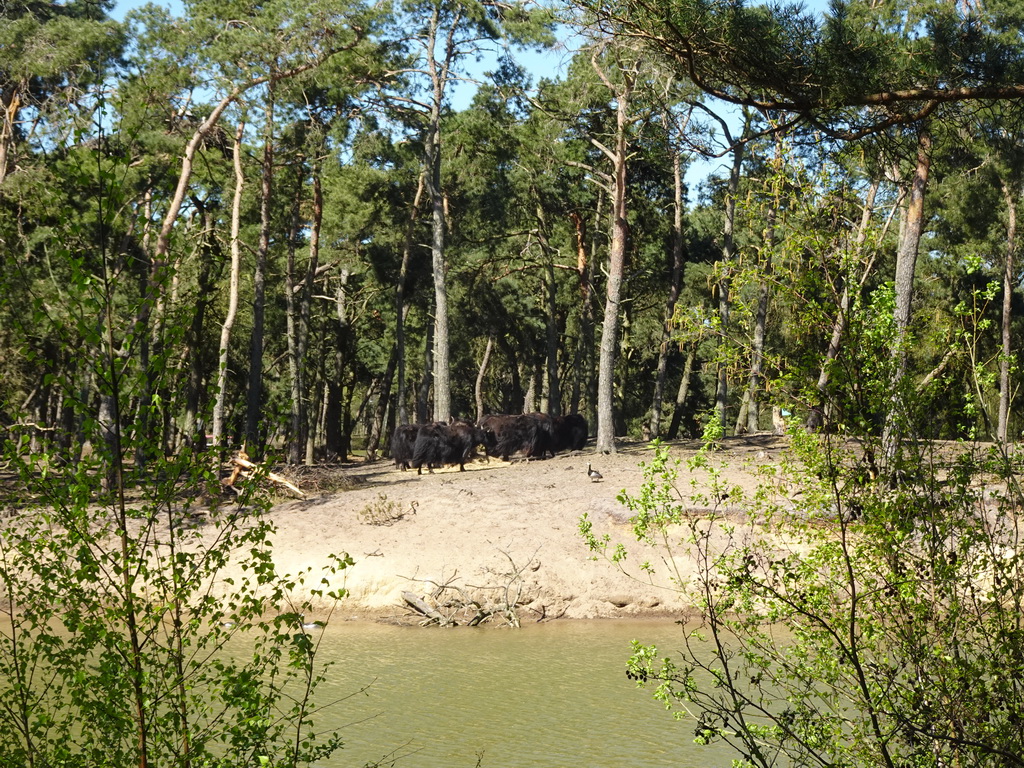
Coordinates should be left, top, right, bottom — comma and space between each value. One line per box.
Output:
302, 619, 737, 768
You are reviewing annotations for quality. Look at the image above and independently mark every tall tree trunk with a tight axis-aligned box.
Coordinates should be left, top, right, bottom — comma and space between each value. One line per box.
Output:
324, 269, 350, 461
245, 89, 275, 455
180, 200, 219, 449
305, 375, 322, 465
423, 4, 460, 423
650, 136, 687, 438
303, 167, 324, 463
716, 134, 745, 432
544, 260, 561, 416
396, 172, 426, 426
741, 140, 780, 434
667, 345, 697, 440
496, 335, 523, 413
284, 158, 321, 465
211, 122, 245, 455
365, 348, 397, 461
417, 322, 434, 424
742, 282, 770, 433
570, 204, 598, 421
285, 164, 306, 465
475, 336, 494, 422
882, 128, 932, 466
594, 67, 633, 455
534, 203, 562, 416
998, 177, 1018, 443
0, 83, 20, 186
524, 368, 537, 414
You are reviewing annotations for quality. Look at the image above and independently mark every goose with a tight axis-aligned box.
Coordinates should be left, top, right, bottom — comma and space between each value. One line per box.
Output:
587, 463, 603, 482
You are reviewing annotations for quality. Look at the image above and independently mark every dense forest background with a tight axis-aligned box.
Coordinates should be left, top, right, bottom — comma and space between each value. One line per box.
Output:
4, 0, 1024, 471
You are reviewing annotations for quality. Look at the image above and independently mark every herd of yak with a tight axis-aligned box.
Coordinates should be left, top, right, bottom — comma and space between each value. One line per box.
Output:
391, 413, 589, 475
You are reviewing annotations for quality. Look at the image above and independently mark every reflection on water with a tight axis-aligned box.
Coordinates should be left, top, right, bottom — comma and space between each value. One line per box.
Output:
292, 619, 736, 768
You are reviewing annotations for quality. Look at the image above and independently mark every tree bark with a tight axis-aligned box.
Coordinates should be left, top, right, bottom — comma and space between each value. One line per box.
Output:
396, 172, 426, 426
365, 348, 397, 461
245, 89, 275, 455
594, 64, 634, 455
324, 270, 351, 461
716, 133, 745, 431
666, 345, 697, 439
417, 322, 434, 424
211, 122, 245, 455
882, 128, 932, 465
742, 140, 780, 434
475, 337, 494, 422
285, 162, 306, 465
649, 126, 687, 439
0, 83, 20, 186
180, 199, 219, 450
303, 168, 324, 463
423, 4, 460, 423
998, 177, 1018, 444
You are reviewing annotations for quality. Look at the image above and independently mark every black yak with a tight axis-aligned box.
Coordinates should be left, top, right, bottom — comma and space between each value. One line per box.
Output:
412, 420, 486, 475
479, 413, 550, 461
391, 424, 421, 470
552, 414, 588, 453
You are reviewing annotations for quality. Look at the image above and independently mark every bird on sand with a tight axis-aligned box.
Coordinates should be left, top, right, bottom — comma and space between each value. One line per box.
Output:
587, 463, 603, 482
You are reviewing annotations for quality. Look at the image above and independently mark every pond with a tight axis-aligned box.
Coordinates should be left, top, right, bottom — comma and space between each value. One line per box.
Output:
301, 619, 737, 768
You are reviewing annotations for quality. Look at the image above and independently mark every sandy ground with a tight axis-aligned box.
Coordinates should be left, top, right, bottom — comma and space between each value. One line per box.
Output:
251, 434, 795, 625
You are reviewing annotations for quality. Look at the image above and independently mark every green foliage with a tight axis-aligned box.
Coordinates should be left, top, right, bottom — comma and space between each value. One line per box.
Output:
0, 110, 362, 767
0, 436, 354, 767
600, 437, 1024, 767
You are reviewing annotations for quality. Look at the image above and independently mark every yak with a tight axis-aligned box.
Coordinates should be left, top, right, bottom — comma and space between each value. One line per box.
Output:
411, 420, 486, 475
479, 413, 551, 461
391, 424, 421, 470
551, 414, 588, 453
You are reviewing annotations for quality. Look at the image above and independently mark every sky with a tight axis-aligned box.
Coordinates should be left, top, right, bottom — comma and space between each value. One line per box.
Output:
109, 0, 833, 198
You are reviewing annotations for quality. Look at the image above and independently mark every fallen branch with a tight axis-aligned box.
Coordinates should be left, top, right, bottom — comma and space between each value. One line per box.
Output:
402, 591, 450, 626
226, 455, 306, 499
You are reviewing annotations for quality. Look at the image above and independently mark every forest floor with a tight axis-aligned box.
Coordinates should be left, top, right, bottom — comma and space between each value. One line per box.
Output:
254, 433, 804, 626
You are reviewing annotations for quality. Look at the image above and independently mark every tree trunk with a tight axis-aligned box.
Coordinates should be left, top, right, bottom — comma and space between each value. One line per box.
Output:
211, 122, 245, 455
649, 132, 687, 439
716, 132, 745, 432
594, 69, 634, 455
742, 280, 770, 433
0, 83, 19, 186
245, 89, 275, 455
417, 322, 434, 424
998, 177, 1018, 444
475, 336, 494, 422
424, 4, 457, 423
523, 366, 537, 414
180, 200, 219, 450
569, 203, 599, 423
882, 128, 932, 465
743, 139, 786, 433
569, 211, 587, 416
365, 347, 397, 461
324, 270, 351, 461
496, 335, 523, 413
285, 164, 306, 465
666, 345, 697, 440
303, 168, 324, 463
396, 172, 426, 426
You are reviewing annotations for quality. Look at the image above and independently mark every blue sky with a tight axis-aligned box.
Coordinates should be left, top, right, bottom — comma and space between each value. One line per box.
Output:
110, 0, 833, 196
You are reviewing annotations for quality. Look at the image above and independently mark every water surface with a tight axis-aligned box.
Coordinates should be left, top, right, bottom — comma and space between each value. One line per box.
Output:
305, 619, 735, 768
